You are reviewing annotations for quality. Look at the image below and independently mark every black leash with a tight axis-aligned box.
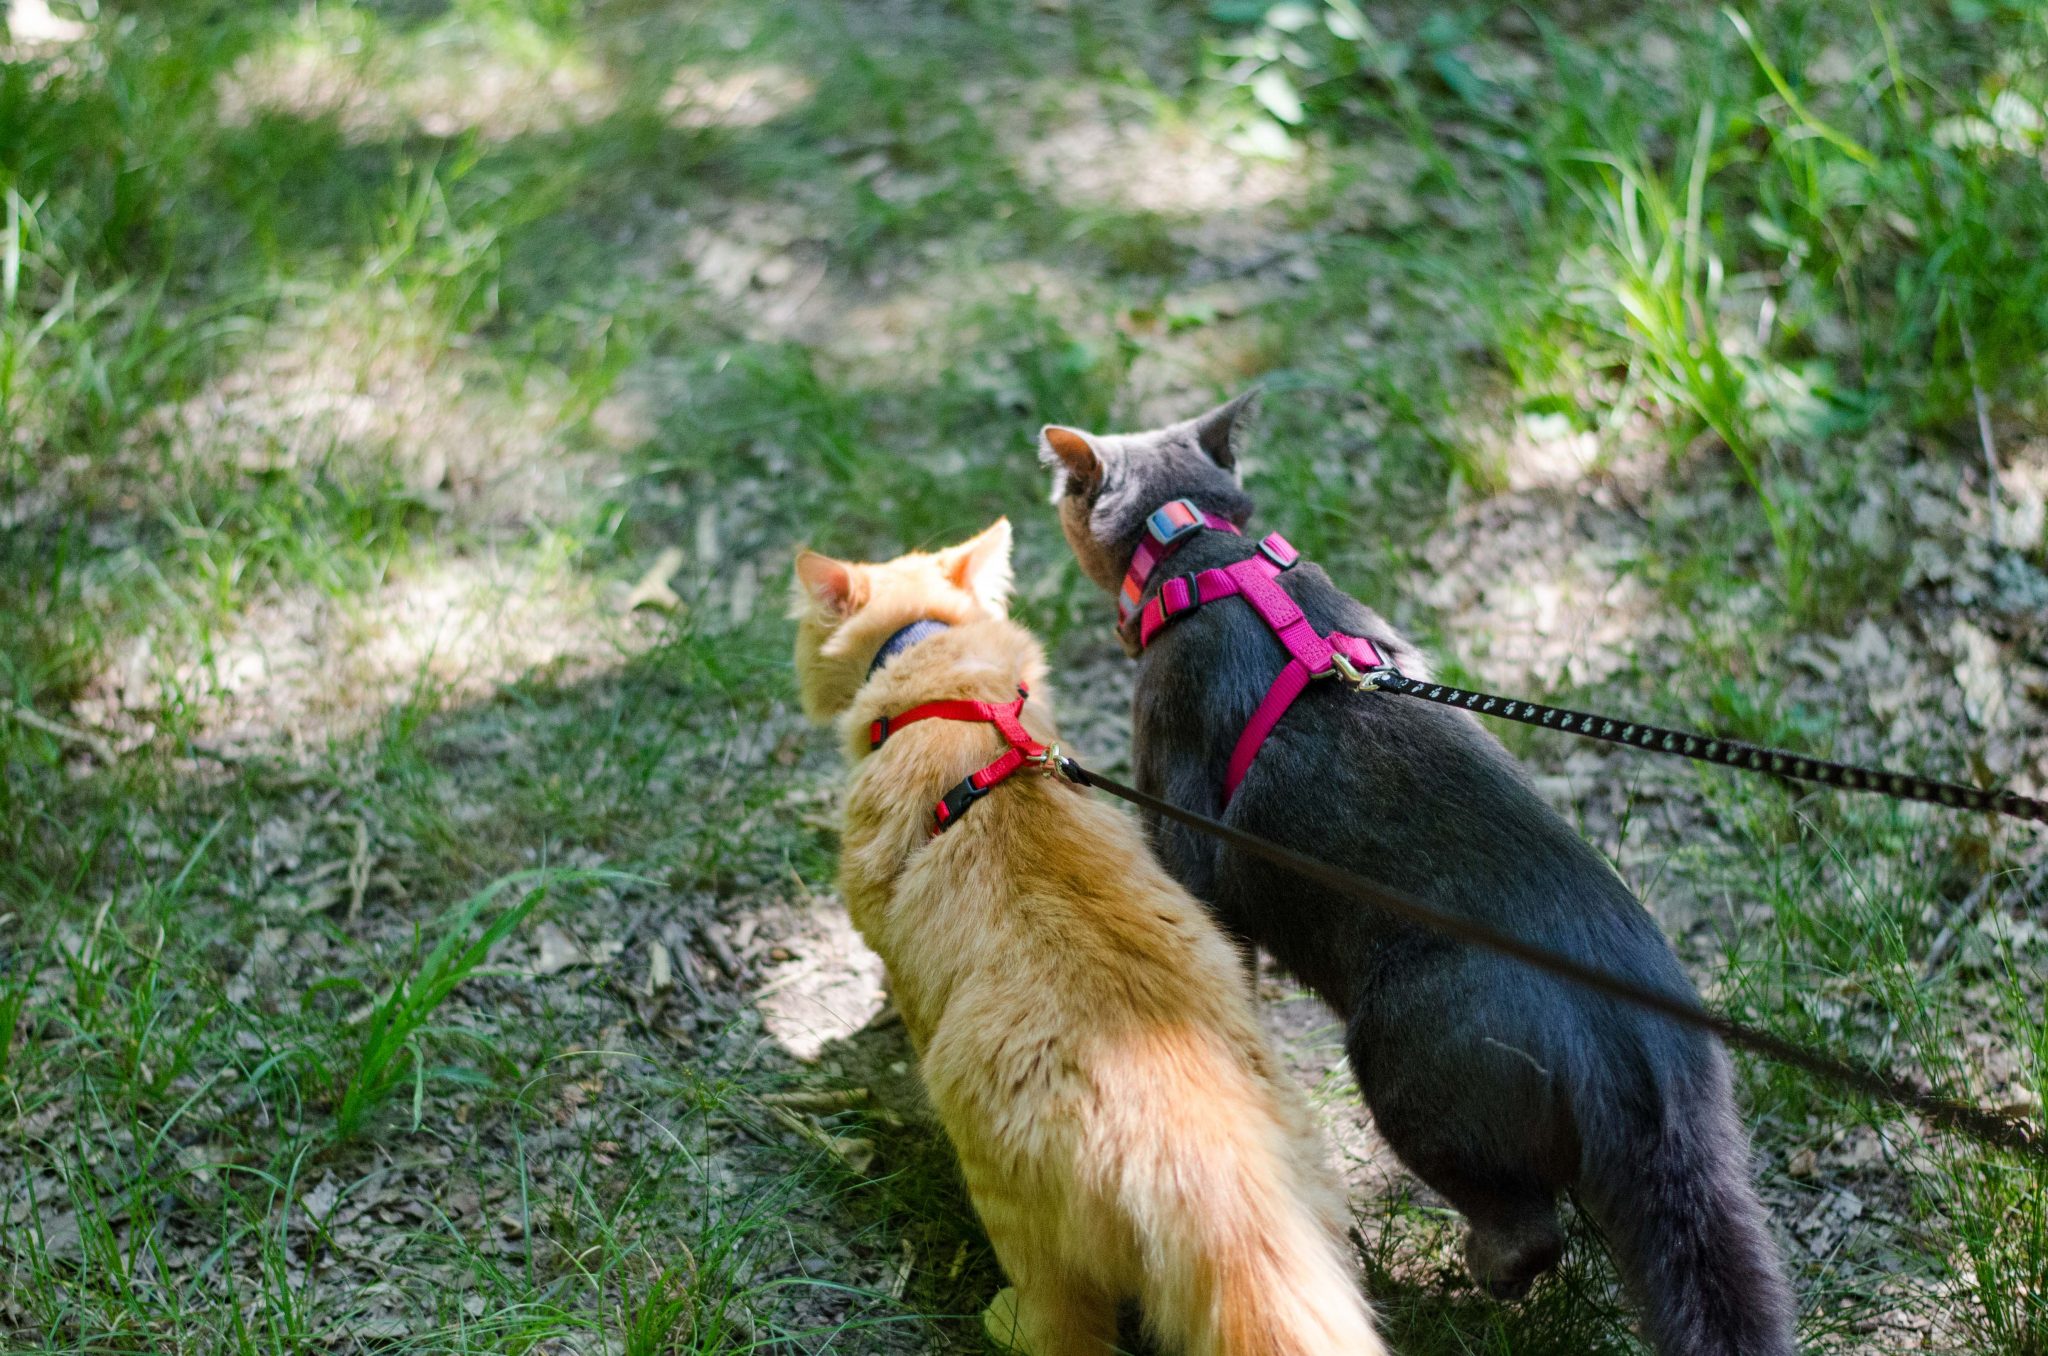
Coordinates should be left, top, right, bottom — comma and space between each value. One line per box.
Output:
1054, 758, 2046, 1164
1355, 668, 2047, 826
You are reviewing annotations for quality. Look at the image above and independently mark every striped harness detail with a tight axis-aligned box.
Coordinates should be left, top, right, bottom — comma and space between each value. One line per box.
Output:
1119, 498, 1242, 623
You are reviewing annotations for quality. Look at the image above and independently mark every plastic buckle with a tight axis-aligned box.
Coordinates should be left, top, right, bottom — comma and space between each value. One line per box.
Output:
1258, 535, 1298, 570
869, 715, 890, 749
933, 775, 992, 831
1160, 573, 1201, 618
1145, 499, 1207, 548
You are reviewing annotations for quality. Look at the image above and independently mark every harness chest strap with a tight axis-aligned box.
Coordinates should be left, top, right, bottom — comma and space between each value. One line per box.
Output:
1128, 501, 1385, 802
869, 684, 1054, 834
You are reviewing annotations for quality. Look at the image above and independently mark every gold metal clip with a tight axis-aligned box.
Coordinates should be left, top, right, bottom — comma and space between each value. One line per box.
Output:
1329, 653, 1395, 690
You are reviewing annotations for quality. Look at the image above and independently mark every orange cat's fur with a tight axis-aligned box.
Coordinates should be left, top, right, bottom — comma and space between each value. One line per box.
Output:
791, 520, 1387, 1356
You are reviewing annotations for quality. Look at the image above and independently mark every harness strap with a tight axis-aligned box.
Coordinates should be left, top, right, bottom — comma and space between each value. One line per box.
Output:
869, 684, 1050, 834
1119, 498, 1242, 623
1132, 519, 1386, 802
1222, 632, 1384, 797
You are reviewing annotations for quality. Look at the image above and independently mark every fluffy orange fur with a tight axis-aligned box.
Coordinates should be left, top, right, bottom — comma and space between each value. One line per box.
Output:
792, 522, 1387, 1356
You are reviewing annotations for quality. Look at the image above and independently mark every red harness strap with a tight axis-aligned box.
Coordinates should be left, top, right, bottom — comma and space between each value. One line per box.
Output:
1128, 509, 1386, 803
869, 684, 1052, 834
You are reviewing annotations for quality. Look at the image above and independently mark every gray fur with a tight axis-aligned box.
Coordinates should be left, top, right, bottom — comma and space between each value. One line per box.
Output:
1043, 400, 1797, 1356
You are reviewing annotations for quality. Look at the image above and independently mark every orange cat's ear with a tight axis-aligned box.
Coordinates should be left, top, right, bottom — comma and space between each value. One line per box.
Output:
938, 518, 1014, 614
793, 549, 862, 620
1039, 425, 1103, 493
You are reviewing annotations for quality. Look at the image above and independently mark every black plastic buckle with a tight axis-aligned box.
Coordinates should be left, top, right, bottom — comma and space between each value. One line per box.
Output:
1258, 538, 1297, 570
869, 715, 891, 749
933, 775, 991, 831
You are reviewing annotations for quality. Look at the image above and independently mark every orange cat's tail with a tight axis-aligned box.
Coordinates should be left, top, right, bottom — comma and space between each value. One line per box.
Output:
1107, 1032, 1388, 1356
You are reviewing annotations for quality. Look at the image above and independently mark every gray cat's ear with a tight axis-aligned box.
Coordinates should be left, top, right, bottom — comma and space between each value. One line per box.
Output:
1039, 425, 1104, 495
1191, 389, 1261, 469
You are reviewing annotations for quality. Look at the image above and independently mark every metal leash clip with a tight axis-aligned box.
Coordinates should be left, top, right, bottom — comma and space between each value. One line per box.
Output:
1329, 652, 1398, 690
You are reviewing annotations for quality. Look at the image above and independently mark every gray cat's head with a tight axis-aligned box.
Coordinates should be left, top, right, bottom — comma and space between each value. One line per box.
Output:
1036, 391, 1261, 597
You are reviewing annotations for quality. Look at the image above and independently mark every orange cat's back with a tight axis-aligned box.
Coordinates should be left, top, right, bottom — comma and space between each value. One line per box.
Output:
793, 529, 1383, 1354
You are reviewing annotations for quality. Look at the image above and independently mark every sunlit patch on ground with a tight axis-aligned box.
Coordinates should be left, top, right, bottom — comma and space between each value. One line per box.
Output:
214, 8, 614, 142
137, 289, 585, 521
75, 554, 640, 753
751, 900, 889, 1063
1007, 86, 1318, 217
1423, 489, 1662, 693
662, 62, 815, 130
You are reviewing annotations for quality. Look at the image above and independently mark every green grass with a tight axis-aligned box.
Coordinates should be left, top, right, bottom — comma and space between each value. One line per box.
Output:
3, 0, 2044, 1351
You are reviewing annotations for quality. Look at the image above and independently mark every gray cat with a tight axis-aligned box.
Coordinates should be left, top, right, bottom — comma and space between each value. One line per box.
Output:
1037, 393, 1795, 1356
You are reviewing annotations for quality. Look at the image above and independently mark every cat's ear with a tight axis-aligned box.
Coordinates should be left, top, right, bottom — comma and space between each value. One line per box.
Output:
1191, 388, 1261, 469
792, 549, 862, 620
1039, 425, 1104, 495
938, 518, 1014, 613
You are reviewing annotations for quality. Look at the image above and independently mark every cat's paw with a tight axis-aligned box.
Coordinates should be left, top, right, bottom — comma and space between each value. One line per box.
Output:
1465, 1219, 1564, 1302
982, 1286, 1026, 1352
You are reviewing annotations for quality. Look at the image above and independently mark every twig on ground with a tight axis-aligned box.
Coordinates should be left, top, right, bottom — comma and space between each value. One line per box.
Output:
701, 922, 743, 978
346, 819, 372, 922
1923, 847, 2048, 980
3, 700, 116, 764
1956, 313, 2003, 548
759, 1088, 869, 1112
888, 1238, 915, 1301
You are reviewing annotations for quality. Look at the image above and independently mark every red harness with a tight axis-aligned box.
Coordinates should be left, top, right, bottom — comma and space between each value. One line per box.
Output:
869, 683, 1056, 834
1122, 498, 1386, 802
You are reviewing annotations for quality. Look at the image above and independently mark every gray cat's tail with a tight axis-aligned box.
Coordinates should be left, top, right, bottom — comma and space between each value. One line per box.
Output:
1579, 1062, 1797, 1356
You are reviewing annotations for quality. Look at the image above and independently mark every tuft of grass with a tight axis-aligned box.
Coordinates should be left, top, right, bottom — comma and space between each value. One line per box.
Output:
325, 870, 565, 1142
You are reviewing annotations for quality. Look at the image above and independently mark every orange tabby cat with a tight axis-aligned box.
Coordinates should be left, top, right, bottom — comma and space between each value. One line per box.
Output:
791, 520, 1387, 1356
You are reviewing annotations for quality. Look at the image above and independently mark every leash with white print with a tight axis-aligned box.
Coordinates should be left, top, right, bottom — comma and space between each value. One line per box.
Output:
1355, 668, 2048, 826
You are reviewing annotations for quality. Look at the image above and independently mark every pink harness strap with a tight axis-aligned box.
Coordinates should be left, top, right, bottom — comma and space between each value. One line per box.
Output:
1132, 521, 1385, 801
1119, 499, 1241, 623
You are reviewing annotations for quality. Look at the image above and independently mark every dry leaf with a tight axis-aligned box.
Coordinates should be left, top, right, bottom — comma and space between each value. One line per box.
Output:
532, 923, 584, 976
622, 547, 686, 613
644, 940, 673, 997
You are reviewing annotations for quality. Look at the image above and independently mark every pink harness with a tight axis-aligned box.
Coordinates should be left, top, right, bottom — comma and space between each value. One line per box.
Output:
1123, 499, 1386, 802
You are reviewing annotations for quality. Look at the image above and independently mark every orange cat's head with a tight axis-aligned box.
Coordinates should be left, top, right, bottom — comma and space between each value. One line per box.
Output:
789, 519, 1015, 724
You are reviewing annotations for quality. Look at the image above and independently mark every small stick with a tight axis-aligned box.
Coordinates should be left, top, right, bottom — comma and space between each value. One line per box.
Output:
701, 923, 743, 977
346, 819, 372, 922
1956, 313, 2003, 548
3, 700, 116, 764
758, 1088, 869, 1112
1923, 848, 2048, 980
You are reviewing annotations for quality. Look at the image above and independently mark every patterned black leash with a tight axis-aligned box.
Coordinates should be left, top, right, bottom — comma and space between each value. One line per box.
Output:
1339, 665, 2048, 826
1052, 758, 2046, 1163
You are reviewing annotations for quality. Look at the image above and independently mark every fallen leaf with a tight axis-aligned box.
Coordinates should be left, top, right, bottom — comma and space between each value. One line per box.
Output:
644, 940, 673, 997
622, 547, 686, 613
531, 923, 584, 976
